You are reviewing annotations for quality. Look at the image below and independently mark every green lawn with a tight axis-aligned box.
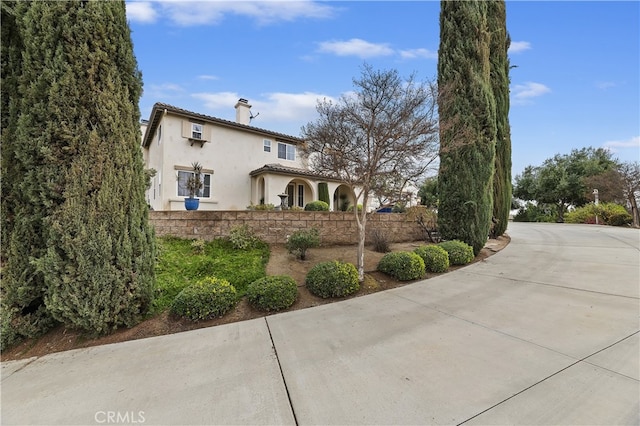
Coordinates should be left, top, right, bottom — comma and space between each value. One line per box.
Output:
150, 236, 270, 316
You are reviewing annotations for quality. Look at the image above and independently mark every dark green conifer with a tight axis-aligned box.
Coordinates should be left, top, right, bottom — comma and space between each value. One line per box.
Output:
488, 0, 512, 237
1, 0, 58, 346
3, 0, 155, 339
437, 0, 497, 255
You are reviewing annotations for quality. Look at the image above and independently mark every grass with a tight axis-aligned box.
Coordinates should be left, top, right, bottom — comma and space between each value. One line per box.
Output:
150, 236, 270, 316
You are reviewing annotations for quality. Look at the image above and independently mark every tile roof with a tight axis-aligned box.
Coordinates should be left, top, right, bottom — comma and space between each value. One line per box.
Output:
250, 163, 344, 182
142, 102, 303, 148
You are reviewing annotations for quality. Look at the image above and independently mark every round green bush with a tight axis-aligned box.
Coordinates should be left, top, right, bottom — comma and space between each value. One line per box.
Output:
377, 251, 425, 281
171, 277, 238, 321
414, 245, 450, 273
305, 261, 359, 298
246, 275, 298, 312
304, 200, 329, 211
438, 240, 474, 265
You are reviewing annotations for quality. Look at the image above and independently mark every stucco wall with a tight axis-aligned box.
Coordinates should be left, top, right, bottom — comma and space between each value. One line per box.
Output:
149, 211, 426, 245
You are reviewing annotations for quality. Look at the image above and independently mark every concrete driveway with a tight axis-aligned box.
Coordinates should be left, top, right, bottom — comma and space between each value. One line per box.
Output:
2, 222, 639, 425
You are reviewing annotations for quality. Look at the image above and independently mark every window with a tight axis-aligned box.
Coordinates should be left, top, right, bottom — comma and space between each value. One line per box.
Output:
263, 139, 271, 152
277, 142, 295, 161
191, 123, 203, 139
157, 125, 162, 145
177, 170, 212, 198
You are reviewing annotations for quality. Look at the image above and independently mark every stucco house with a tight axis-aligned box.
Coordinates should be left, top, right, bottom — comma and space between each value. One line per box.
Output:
141, 99, 355, 211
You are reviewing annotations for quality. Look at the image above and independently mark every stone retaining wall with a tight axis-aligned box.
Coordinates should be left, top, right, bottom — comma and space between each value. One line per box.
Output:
149, 210, 425, 245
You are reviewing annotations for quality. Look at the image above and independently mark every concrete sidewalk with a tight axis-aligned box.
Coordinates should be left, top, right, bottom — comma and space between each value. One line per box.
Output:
2, 222, 639, 425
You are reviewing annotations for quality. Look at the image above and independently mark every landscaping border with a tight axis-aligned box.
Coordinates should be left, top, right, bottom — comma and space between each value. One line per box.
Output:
149, 211, 425, 245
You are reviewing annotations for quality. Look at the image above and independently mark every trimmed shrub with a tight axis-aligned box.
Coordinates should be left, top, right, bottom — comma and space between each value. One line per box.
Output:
414, 245, 450, 273
304, 200, 329, 211
171, 277, 238, 321
246, 275, 298, 312
286, 228, 320, 260
438, 240, 474, 265
377, 252, 425, 281
347, 204, 363, 213
305, 261, 359, 298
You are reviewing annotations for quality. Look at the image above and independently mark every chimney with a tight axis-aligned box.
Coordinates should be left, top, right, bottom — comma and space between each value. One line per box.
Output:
235, 98, 251, 125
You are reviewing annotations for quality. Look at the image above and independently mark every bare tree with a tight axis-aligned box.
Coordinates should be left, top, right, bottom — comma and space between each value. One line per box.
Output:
300, 64, 439, 281
618, 161, 640, 228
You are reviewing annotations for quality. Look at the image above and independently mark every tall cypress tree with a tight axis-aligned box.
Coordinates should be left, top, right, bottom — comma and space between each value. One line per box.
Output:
488, 0, 512, 237
4, 0, 155, 338
437, 0, 497, 255
2, 0, 58, 347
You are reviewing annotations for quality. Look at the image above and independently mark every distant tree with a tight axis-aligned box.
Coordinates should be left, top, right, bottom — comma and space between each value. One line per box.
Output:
513, 147, 618, 222
437, 0, 497, 255
3, 1, 156, 339
583, 169, 625, 204
301, 64, 439, 281
488, 0, 512, 238
418, 176, 439, 208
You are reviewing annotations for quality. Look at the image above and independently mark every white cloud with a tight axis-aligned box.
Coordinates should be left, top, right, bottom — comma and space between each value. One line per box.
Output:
596, 81, 617, 90
399, 48, 437, 60
145, 82, 185, 99
126, 2, 158, 23
603, 136, 640, 152
256, 92, 335, 122
192, 91, 241, 110
508, 41, 531, 54
197, 75, 219, 81
511, 82, 551, 105
318, 38, 394, 59
191, 91, 334, 134
155, 1, 335, 26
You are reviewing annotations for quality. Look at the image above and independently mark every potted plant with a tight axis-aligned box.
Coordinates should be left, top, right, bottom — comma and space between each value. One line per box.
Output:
184, 162, 203, 211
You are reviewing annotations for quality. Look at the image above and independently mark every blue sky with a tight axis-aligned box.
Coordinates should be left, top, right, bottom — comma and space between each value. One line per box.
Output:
126, 1, 639, 179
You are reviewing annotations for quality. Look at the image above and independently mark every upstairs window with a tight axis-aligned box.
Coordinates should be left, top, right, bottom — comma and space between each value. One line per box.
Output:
277, 142, 295, 161
191, 123, 203, 140
263, 139, 271, 152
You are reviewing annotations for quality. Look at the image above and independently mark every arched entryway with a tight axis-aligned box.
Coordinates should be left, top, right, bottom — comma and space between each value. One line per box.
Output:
284, 179, 313, 209
333, 185, 356, 211
257, 177, 266, 205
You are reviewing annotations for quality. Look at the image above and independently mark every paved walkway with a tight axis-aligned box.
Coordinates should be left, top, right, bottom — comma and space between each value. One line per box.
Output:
2, 222, 639, 425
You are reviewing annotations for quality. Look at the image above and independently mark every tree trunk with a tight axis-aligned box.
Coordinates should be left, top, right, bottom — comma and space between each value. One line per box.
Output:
357, 219, 366, 282
629, 194, 639, 228
557, 202, 565, 223
354, 190, 368, 282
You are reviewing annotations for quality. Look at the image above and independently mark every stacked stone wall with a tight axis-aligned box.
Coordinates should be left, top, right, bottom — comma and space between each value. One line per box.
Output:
149, 211, 425, 245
